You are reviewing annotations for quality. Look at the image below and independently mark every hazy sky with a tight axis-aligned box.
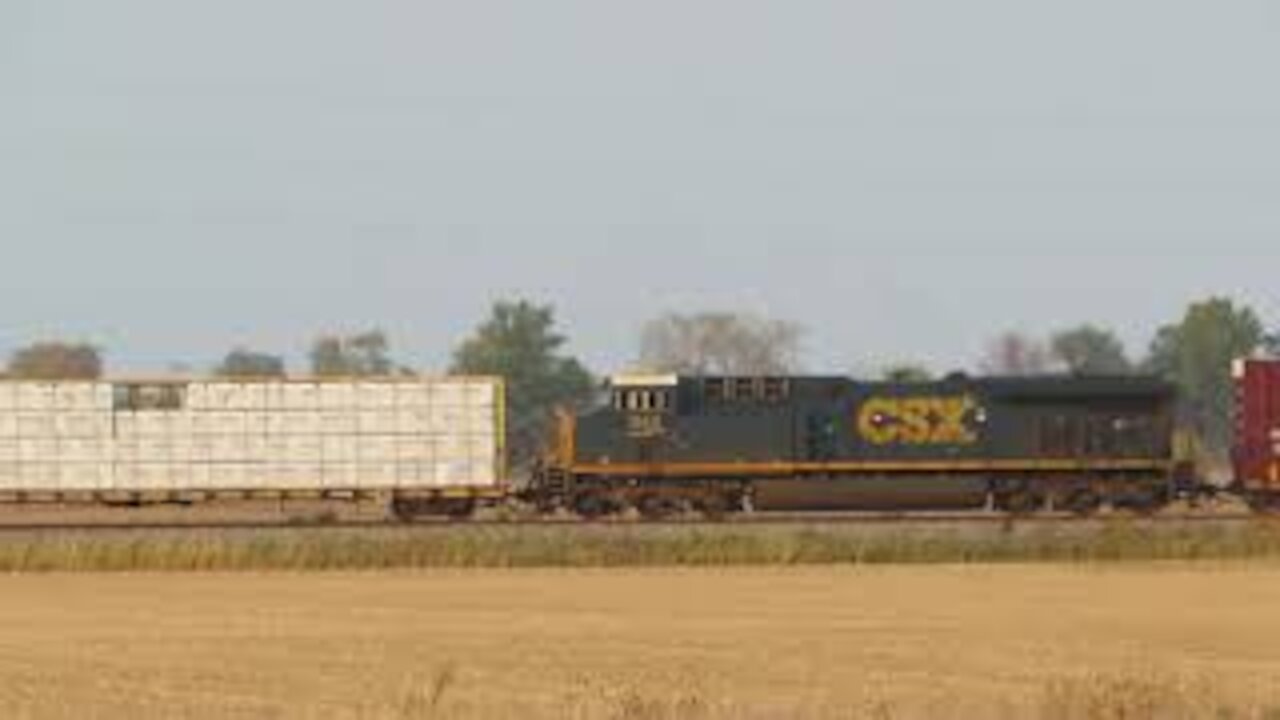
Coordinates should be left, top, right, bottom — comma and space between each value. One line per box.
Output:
2, 0, 1277, 374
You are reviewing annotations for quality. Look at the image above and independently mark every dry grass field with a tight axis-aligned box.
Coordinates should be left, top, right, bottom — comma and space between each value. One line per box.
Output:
2, 565, 1280, 719
8, 518, 1280, 572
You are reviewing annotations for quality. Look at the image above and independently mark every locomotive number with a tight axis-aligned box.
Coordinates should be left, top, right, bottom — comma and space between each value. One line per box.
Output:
627, 414, 667, 438
857, 395, 979, 446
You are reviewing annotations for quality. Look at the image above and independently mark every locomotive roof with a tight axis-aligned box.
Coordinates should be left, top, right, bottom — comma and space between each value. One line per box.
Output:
941, 374, 1176, 399
621, 373, 1176, 400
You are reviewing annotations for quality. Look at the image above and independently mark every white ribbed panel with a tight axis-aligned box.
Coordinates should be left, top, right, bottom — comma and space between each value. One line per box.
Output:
0, 378, 502, 491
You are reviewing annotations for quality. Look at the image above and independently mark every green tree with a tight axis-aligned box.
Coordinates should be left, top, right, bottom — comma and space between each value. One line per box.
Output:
309, 330, 394, 376
1144, 297, 1265, 454
1050, 325, 1132, 375
881, 364, 933, 383
216, 348, 287, 378
7, 342, 103, 379
451, 301, 595, 468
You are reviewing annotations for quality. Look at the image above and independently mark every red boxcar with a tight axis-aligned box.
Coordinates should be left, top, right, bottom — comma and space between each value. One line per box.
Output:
1235, 359, 1280, 498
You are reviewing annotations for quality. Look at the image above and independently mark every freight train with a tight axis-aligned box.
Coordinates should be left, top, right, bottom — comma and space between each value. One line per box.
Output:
528, 359, 1280, 518
0, 360, 1278, 521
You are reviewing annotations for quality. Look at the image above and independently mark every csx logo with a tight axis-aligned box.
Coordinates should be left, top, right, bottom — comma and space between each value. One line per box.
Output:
857, 395, 979, 446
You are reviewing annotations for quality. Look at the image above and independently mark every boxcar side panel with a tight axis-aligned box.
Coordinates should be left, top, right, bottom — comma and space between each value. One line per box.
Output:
0, 377, 504, 495
1236, 360, 1280, 491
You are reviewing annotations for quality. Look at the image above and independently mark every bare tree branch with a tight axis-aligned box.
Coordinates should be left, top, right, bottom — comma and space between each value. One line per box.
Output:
639, 312, 802, 375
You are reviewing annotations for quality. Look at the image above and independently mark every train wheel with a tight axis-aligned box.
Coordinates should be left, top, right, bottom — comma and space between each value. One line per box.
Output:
1063, 488, 1103, 517
1000, 488, 1042, 515
391, 498, 420, 523
1247, 494, 1280, 514
574, 492, 610, 520
637, 494, 679, 521
444, 499, 477, 521
392, 497, 475, 522
1119, 487, 1166, 516
698, 494, 731, 521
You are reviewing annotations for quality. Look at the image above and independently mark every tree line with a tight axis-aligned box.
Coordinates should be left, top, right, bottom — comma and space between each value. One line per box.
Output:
3, 296, 1277, 461
0, 304, 593, 467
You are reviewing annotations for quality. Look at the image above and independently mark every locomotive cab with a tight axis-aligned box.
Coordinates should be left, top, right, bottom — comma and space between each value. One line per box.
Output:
610, 374, 680, 419
607, 375, 681, 466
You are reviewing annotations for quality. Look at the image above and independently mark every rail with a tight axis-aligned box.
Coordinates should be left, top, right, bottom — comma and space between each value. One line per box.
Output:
0, 510, 1266, 533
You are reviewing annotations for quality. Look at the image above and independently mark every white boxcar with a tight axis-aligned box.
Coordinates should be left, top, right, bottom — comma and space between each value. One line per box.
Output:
0, 377, 505, 496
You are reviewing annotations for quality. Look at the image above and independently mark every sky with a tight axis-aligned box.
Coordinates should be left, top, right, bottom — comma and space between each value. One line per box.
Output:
1, 0, 1278, 375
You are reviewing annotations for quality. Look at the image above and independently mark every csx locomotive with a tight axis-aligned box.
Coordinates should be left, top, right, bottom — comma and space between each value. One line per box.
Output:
533, 373, 1182, 516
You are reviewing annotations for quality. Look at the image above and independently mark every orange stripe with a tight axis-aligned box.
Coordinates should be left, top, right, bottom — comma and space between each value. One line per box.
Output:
570, 459, 1171, 478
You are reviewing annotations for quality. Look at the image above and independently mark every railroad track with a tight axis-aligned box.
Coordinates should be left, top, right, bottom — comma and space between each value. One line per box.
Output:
0, 511, 1266, 533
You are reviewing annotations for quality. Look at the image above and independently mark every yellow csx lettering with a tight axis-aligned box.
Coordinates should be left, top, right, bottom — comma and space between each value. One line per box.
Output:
856, 396, 979, 446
